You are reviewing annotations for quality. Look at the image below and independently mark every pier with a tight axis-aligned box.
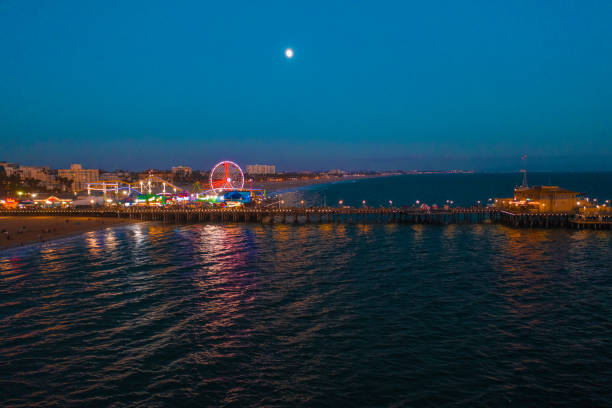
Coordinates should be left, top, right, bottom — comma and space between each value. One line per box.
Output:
2, 207, 611, 230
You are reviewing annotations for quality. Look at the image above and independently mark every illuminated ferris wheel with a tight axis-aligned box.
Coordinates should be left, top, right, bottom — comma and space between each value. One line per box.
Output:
209, 161, 245, 191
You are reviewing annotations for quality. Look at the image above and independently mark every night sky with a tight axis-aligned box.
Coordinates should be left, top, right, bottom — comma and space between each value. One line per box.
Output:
1, 1, 611, 171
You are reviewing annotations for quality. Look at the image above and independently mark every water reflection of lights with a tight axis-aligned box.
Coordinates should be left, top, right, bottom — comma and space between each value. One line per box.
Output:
131, 224, 145, 246
356, 223, 371, 234
383, 224, 398, 233
123, 224, 151, 267
189, 225, 258, 335
491, 227, 567, 323
193, 225, 258, 296
439, 224, 460, 258
0, 257, 27, 280
411, 224, 424, 243
39, 246, 72, 273
442, 224, 458, 240
471, 224, 485, 236
103, 229, 118, 252
495, 227, 558, 273
316, 223, 348, 242
84, 228, 119, 258
86, 231, 103, 258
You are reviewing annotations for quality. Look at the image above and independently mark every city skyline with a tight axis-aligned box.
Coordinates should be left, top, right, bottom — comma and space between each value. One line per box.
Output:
2, 1, 612, 171
3, 154, 612, 174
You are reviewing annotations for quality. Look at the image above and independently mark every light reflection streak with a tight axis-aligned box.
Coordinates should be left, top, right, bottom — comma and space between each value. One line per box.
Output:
188, 225, 258, 339
491, 227, 565, 324
85, 231, 103, 258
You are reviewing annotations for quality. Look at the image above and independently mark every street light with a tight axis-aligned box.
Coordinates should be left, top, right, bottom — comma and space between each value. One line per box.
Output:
389, 200, 393, 206
362, 200, 366, 207
339, 200, 343, 206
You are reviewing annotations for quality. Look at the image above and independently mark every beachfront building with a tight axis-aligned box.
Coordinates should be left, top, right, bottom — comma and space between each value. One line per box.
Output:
495, 185, 581, 212
0, 162, 59, 190
0, 162, 20, 177
172, 166, 192, 179
100, 172, 120, 181
19, 166, 59, 190
19, 165, 49, 180
58, 164, 99, 192
246, 164, 276, 175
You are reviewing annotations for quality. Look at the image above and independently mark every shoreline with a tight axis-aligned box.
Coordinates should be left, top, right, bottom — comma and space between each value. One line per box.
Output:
0, 216, 142, 251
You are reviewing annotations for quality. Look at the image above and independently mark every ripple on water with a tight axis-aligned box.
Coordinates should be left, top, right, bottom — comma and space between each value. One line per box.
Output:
0, 223, 611, 407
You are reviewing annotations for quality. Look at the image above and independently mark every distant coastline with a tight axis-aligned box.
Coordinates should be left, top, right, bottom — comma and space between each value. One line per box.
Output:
254, 174, 399, 193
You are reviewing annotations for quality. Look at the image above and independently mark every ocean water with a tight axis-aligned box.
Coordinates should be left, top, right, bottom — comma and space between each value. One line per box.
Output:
1, 174, 612, 407
276, 172, 612, 208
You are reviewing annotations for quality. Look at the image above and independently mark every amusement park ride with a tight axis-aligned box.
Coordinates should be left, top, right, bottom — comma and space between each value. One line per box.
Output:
86, 161, 264, 207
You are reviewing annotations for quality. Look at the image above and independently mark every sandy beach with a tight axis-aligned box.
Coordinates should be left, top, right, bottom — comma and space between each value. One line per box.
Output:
0, 217, 140, 250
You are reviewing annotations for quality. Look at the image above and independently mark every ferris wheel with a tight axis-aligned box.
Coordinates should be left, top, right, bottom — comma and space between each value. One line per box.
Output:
210, 161, 245, 191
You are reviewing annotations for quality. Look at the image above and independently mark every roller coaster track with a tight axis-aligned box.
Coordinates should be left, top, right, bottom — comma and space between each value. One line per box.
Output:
87, 174, 183, 196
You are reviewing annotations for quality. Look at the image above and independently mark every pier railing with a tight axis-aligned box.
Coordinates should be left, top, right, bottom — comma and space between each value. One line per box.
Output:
1, 207, 611, 229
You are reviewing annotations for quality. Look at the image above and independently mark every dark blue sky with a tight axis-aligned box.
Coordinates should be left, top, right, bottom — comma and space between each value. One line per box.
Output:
1, 1, 611, 171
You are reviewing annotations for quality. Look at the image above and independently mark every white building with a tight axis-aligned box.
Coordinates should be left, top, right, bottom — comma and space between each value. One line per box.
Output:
246, 164, 276, 175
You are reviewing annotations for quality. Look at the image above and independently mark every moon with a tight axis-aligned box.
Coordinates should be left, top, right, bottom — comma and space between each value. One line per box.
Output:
285, 48, 294, 58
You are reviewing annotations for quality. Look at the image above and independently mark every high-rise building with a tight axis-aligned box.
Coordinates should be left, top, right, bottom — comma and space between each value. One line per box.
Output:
58, 164, 99, 192
246, 164, 276, 175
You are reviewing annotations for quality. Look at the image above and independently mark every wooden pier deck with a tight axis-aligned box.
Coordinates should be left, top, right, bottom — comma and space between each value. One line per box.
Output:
2, 207, 611, 229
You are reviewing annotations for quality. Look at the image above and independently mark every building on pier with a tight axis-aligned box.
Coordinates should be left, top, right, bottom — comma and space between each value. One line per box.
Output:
32, 194, 73, 208
495, 185, 581, 212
